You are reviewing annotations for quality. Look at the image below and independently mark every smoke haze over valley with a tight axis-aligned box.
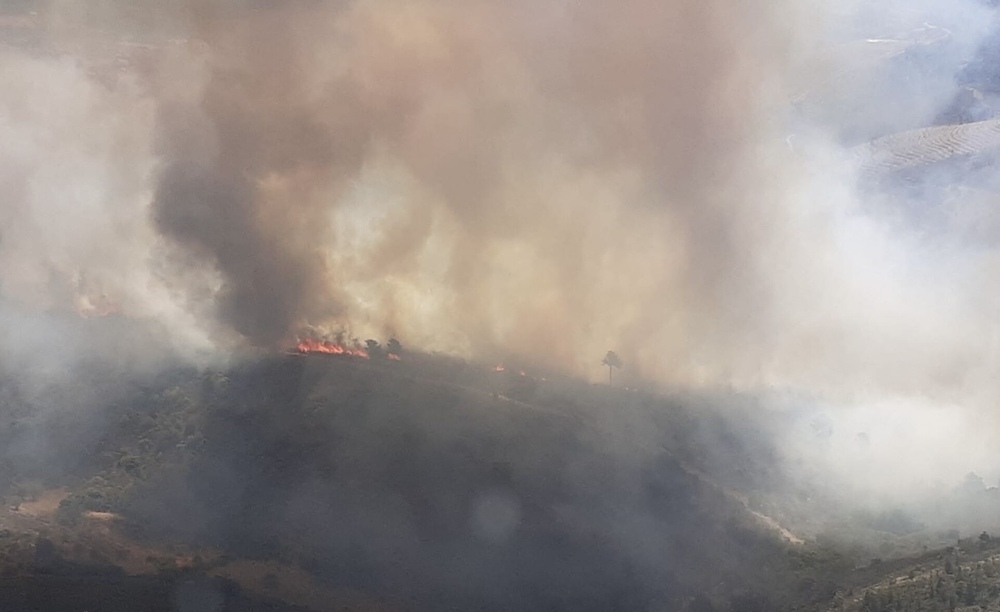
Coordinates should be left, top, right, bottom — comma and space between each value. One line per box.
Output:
5, 1, 1000, 609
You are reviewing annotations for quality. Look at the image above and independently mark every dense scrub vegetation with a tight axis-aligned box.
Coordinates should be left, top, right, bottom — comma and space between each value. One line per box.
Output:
0, 352, 868, 611
7, 341, 1000, 610
845, 536, 1000, 612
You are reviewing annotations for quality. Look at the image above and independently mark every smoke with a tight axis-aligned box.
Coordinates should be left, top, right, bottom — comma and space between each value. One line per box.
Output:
144, 0, 805, 377
3, 0, 1000, 498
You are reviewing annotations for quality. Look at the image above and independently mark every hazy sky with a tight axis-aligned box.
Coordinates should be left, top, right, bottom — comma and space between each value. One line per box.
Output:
1, 0, 999, 424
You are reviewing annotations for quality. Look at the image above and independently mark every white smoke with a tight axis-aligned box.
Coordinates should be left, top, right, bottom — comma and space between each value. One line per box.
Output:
1, 0, 1000, 502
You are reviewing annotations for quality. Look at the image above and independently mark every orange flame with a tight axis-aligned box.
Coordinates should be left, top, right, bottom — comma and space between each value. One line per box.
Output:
296, 338, 369, 359
494, 364, 505, 372
388, 353, 401, 361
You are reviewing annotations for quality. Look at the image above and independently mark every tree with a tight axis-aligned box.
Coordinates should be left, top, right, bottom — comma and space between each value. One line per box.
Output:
602, 351, 622, 386
387, 338, 402, 356
365, 339, 382, 358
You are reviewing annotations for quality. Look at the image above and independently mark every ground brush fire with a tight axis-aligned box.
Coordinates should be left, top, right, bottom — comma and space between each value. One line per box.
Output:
295, 338, 370, 359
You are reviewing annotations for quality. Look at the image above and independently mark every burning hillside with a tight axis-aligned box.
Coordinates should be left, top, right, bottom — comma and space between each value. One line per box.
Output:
294, 338, 369, 359
293, 336, 404, 361
8, 0, 1000, 610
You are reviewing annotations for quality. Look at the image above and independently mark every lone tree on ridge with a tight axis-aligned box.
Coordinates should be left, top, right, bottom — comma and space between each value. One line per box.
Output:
602, 351, 622, 386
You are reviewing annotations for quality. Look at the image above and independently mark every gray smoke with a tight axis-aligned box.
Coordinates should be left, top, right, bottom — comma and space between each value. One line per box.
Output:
2, 0, 1000, 500
150, 3, 362, 347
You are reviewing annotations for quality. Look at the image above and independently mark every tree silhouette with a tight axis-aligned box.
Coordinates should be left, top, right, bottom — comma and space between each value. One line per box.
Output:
365, 339, 382, 358
602, 351, 622, 386
387, 337, 402, 356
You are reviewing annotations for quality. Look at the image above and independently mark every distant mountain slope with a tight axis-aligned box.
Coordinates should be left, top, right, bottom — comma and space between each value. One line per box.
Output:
835, 536, 1000, 612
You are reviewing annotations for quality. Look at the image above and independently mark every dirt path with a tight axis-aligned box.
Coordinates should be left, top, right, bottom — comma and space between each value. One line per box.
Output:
677, 461, 806, 545
745, 506, 806, 545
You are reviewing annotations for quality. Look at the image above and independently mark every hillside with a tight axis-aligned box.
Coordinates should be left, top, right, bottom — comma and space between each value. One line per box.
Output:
0, 346, 869, 611
2, 322, 997, 611
835, 536, 1000, 612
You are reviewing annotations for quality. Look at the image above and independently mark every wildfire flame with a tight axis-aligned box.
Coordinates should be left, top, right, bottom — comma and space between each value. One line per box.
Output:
296, 338, 369, 359
494, 364, 528, 377
388, 353, 401, 361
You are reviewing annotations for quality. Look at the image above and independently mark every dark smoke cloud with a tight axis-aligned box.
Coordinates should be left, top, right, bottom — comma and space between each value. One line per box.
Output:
150, 3, 361, 347
4, 0, 1000, 496
0, 1, 818, 370
136, 0, 801, 372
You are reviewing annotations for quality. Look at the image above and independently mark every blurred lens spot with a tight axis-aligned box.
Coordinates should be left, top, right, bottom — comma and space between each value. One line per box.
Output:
471, 488, 521, 543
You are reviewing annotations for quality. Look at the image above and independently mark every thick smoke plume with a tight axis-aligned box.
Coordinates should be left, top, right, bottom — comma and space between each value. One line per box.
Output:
146, 0, 798, 371
4, 1, 1000, 492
